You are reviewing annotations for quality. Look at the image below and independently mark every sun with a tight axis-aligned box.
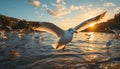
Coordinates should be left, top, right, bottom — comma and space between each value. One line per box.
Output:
89, 24, 95, 27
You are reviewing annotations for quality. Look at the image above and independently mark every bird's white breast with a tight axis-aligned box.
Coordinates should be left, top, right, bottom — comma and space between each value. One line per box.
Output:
58, 31, 73, 45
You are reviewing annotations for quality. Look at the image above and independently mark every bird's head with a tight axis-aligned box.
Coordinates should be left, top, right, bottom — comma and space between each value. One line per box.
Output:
68, 28, 78, 33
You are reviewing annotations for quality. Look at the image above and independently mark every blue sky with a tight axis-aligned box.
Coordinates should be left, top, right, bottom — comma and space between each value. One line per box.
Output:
0, 0, 120, 29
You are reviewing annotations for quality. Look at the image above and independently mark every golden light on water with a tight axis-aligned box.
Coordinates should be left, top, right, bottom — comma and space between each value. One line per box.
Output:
88, 32, 94, 41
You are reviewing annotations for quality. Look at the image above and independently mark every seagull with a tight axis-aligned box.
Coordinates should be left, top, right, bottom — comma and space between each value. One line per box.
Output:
105, 40, 112, 53
31, 12, 106, 50
105, 40, 112, 48
107, 28, 120, 39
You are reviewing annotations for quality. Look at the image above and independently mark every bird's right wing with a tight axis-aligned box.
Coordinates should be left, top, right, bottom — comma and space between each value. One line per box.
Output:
74, 11, 106, 32
31, 22, 64, 37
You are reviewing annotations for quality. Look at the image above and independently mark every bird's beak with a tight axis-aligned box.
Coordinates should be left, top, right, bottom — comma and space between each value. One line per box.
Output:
75, 31, 78, 34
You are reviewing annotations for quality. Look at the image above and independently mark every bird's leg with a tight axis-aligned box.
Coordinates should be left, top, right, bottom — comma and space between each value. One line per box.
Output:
56, 45, 59, 49
74, 31, 78, 34
106, 47, 110, 53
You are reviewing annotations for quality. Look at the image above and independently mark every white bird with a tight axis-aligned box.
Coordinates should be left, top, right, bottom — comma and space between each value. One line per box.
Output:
31, 12, 106, 50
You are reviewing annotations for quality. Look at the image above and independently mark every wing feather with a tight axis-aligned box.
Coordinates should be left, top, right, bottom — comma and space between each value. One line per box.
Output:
31, 22, 64, 37
74, 11, 106, 32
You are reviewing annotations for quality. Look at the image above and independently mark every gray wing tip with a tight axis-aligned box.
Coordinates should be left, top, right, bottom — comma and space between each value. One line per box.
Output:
101, 11, 107, 16
93, 11, 107, 21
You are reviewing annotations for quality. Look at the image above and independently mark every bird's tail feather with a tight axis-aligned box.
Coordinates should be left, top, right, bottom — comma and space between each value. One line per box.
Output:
52, 43, 65, 50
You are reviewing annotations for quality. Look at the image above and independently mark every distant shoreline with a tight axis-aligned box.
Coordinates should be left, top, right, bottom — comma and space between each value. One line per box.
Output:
0, 13, 120, 33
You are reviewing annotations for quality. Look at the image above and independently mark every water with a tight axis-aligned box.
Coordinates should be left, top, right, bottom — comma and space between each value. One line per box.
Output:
0, 31, 120, 69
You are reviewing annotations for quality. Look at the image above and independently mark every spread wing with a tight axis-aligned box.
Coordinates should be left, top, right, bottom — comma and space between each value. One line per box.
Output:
74, 11, 106, 32
31, 22, 64, 37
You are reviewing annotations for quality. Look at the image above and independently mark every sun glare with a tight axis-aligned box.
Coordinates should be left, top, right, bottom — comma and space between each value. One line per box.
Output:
89, 24, 95, 27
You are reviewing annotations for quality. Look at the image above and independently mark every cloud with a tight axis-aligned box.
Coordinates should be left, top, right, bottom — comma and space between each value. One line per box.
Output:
56, 0, 61, 3
69, 4, 94, 12
57, 8, 115, 29
69, 5, 85, 11
42, 4, 47, 8
79, 6, 84, 10
104, 2, 116, 7
87, 4, 93, 7
46, 0, 70, 17
61, 0, 66, 5
76, 8, 114, 23
46, 8, 71, 16
56, 0, 66, 5
46, 0, 88, 17
46, 8, 57, 16
28, 0, 40, 7
70, 5, 80, 10
34, 11, 39, 14
46, 0, 94, 17
114, 7, 120, 12
52, 3, 64, 9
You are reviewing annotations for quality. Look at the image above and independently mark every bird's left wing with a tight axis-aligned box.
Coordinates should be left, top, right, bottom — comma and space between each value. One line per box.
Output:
31, 22, 64, 37
74, 11, 106, 32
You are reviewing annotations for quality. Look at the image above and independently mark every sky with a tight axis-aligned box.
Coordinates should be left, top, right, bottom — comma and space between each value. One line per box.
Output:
0, 0, 120, 29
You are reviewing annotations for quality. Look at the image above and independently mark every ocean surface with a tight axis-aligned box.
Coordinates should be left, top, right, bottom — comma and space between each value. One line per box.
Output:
0, 31, 120, 69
